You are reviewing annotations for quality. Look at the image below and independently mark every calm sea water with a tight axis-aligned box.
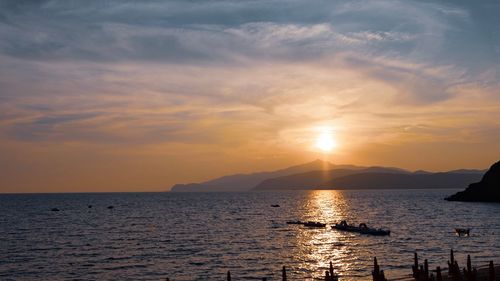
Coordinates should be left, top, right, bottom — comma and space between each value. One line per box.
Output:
0, 190, 499, 280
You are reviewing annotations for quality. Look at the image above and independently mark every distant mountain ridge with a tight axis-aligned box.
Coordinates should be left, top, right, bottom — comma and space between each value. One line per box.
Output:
253, 169, 483, 191
169, 160, 485, 192
316, 172, 482, 190
170, 160, 362, 192
253, 166, 407, 190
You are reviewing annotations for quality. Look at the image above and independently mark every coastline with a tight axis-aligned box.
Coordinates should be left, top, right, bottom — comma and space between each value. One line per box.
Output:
392, 263, 499, 281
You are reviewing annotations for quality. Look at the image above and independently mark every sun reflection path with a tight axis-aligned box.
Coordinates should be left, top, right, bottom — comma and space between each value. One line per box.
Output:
289, 190, 365, 280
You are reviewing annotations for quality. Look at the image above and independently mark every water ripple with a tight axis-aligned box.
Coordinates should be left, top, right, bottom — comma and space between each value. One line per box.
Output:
0, 190, 499, 280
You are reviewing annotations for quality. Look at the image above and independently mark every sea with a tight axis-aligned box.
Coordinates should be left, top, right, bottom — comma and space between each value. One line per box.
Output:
0, 189, 499, 280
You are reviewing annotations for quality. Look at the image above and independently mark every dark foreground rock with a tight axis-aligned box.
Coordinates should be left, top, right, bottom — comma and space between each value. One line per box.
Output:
446, 160, 500, 202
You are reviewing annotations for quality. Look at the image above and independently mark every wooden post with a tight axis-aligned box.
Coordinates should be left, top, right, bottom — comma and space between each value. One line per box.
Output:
227, 271, 231, 281
467, 255, 472, 273
447, 251, 461, 281
424, 259, 429, 279
372, 257, 387, 281
448, 249, 455, 276
489, 261, 495, 281
462, 254, 477, 281
436, 266, 442, 281
453, 261, 461, 281
282, 266, 287, 281
413, 252, 419, 278
328, 261, 339, 281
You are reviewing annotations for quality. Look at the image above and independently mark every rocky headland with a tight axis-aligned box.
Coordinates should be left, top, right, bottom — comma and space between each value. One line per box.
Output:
446, 160, 500, 202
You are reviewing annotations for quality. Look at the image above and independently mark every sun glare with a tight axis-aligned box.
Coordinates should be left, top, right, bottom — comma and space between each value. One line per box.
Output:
315, 131, 337, 152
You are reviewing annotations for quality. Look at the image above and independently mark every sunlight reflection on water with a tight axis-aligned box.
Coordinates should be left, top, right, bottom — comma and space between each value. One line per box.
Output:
292, 190, 360, 280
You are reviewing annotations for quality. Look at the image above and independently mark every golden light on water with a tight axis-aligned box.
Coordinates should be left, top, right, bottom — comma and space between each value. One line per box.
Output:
292, 190, 355, 279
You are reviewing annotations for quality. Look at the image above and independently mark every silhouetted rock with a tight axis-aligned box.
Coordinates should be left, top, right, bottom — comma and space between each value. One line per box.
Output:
445, 161, 500, 202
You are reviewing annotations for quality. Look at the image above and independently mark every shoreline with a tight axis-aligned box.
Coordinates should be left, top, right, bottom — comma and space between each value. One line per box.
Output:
194, 254, 499, 281
392, 263, 499, 281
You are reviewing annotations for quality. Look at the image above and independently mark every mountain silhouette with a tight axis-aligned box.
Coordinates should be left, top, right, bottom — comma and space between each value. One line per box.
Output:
316, 172, 482, 190
170, 159, 362, 192
253, 167, 407, 190
170, 160, 485, 192
445, 160, 500, 202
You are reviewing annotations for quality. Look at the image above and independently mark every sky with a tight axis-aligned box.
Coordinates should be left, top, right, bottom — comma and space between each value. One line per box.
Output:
0, 0, 499, 192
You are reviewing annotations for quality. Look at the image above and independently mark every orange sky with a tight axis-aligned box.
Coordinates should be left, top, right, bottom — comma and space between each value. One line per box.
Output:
0, 1, 499, 192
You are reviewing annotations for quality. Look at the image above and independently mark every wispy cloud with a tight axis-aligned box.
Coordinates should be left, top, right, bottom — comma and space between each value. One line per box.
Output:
0, 0, 499, 191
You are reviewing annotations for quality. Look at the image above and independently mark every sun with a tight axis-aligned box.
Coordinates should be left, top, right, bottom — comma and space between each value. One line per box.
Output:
315, 131, 337, 152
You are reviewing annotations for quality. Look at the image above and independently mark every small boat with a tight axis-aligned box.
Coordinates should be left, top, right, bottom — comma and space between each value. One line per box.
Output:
359, 224, 391, 236
271, 204, 280, 207
303, 221, 326, 228
332, 220, 359, 232
455, 228, 470, 236
332, 220, 390, 236
286, 220, 303, 225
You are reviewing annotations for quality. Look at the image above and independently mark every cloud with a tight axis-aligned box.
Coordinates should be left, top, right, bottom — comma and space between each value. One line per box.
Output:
0, 0, 499, 191
0, 0, 475, 64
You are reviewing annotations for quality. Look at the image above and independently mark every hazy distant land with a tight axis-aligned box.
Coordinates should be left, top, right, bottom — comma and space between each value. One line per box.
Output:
170, 160, 485, 192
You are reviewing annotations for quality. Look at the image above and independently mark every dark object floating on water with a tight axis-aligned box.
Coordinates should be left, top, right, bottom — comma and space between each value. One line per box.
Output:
107, 206, 114, 209
303, 221, 326, 228
88, 205, 92, 208
445, 160, 500, 202
455, 228, 470, 236
332, 220, 390, 236
271, 204, 280, 207
286, 220, 303, 225
51, 208, 60, 212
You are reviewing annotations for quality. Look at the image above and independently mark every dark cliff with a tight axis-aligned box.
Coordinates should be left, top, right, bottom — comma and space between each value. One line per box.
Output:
445, 161, 500, 202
